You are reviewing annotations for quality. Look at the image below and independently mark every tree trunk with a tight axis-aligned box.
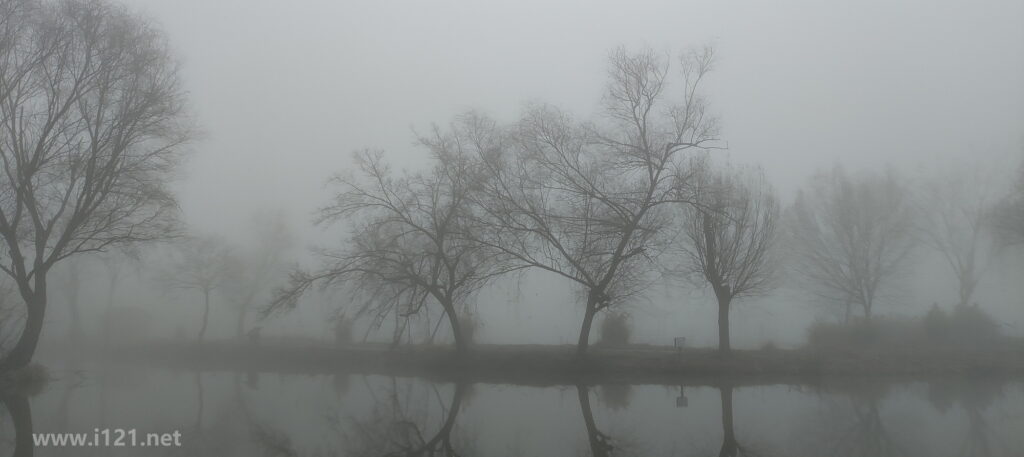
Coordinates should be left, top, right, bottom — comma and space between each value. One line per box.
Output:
719, 386, 738, 457
1, 392, 33, 457
442, 301, 466, 356
577, 301, 597, 358
716, 292, 732, 356
577, 385, 612, 457
2, 290, 47, 370
198, 290, 210, 344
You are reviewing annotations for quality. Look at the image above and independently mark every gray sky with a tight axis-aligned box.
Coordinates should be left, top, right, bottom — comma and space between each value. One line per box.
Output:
119, 0, 1024, 239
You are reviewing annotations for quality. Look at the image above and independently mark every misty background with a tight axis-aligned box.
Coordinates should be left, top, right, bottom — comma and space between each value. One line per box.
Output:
31, 0, 1024, 351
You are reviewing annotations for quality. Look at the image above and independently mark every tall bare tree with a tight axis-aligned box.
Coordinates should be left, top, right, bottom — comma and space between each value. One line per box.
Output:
163, 236, 234, 343
679, 163, 778, 355
270, 126, 516, 355
787, 167, 915, 323
916, 163, 997, 307
0, 0, 189, 368
472, 47, 719, 357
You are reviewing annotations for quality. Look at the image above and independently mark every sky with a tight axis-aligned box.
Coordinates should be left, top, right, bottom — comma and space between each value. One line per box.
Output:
117, 0, 1024, 239
97, 0, 1024, 346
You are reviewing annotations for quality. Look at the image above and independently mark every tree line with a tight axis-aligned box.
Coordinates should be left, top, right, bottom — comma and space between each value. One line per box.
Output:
265, 47, 1024, 358
2, 0, 1023, 370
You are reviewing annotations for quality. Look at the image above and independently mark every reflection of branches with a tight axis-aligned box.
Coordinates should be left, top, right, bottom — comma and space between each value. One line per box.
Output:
576, 385, 645, 457
717, 386, 768, 457
927, 379, 1007, 457
597, 384, 633, 412
578, 385, 615, 457
232, 373, 297, 457
340, 378, 468, 456
800, 393, 912, 457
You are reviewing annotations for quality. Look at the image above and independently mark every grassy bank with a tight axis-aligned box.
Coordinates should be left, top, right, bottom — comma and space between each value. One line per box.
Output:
74, 339, 1024, 387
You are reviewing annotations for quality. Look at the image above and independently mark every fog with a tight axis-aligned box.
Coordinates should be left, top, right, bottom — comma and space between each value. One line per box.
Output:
81, 0, 1022, 348
2, 0, 1024, 455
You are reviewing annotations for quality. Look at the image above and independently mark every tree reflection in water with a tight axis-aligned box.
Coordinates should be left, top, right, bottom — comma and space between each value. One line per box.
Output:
576, 384, 648, 457
928, 378, 1008, 457
796, 383, 915, 457
337, 377, 471, 456
0, 391, 32, 457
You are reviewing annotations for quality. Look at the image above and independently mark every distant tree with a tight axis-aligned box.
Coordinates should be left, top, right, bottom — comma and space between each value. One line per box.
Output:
472, 47, 719, 357
163, 236, 235, 343
992, 160, 1024, 248
787, 167, 915, 323
679, 163, 779, 355
223, 210, 292, 338
0, 0, 189, 368
97, 248, 140, 346
270, 130, 516, 355
598, 312, 631, 346
916, 164, 997, 307
55, 257, 85, 342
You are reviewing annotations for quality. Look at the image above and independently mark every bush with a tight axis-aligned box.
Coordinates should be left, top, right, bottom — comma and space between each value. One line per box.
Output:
806, 303, 1003, 351
598, 312, 631, 346
948, 304, 1000, 345
807, 318, 925, 351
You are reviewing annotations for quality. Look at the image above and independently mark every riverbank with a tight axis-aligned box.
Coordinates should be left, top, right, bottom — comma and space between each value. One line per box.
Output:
57, 339, 1024, 386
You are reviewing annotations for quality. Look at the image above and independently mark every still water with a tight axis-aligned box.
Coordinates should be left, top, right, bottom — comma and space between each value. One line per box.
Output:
3, 361, 1023, 456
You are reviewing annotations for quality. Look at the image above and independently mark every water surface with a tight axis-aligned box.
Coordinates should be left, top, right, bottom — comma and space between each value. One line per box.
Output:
4, 361, 1023, 456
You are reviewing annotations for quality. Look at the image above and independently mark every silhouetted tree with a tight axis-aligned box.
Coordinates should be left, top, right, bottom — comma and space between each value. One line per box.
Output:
916, 163, 997, 307
271, 126, 516, 355
472, 47, 719, 357
339, 378, 468, 456
0, 390, 32, 457
787, 167, 915, 323
0, 0, 189, 369
679, 163, 778, 355
223, 210, 292, 338
163, 236, 235, 343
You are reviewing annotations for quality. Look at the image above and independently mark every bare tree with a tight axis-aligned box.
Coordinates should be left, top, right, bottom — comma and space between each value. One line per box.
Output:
679, 163, 779, 355
787, 167, 915, 323
0, 0, 189, 368
916, 163, 997, 307
472, 47, 719, 357
338, 378, 469, 457
991, 160, 1024, 248
163, 236, 234, 343
223, 210, 292, 338
270, 126, 516, 355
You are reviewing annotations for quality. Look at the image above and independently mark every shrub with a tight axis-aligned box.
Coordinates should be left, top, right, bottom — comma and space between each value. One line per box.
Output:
806, 303, 1003, 351
948, 304, 1000, 345
599, 312, 631, 346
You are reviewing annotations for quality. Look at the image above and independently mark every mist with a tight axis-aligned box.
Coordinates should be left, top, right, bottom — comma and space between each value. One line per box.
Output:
1, 0, 1023, 455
